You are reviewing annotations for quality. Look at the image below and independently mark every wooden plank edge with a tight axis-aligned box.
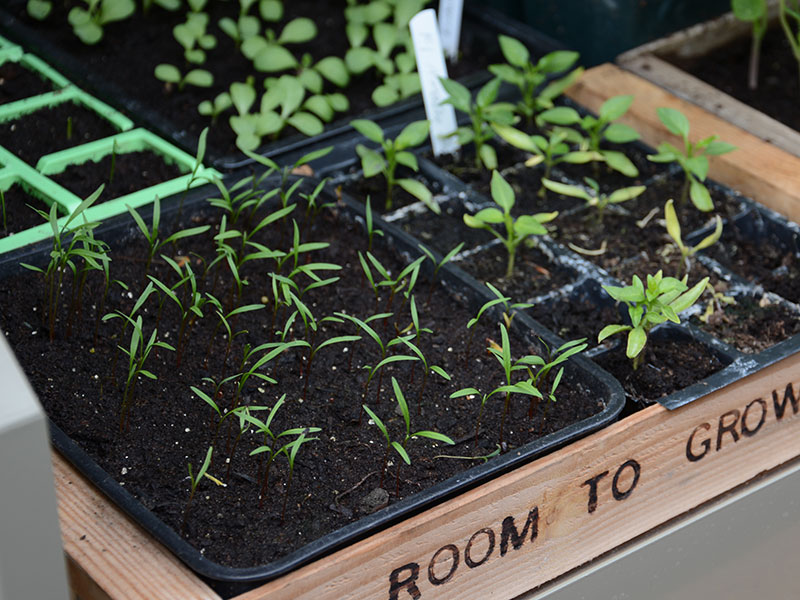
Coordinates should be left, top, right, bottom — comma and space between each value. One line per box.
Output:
567, 63, 800, 222
233, 352, 800, 600
617, 54, 800, 159
52, 451, 222, 600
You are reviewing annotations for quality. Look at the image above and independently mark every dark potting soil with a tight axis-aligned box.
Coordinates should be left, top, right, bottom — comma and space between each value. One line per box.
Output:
399, 198, 493, 256
339, 164, 445, 214
11, 1, 497, 161
0, 191, 604, 570
0, 59, 54, 104
690, 293, 800, 354
667, 25, 800, 132
594, 336, 725, 406
0, 100, 119, 164
704, 231, 800, 304
0, 182, 51, 237
50, 150, 184, 202
529, 295, 621, 350
457, 242, 577, 303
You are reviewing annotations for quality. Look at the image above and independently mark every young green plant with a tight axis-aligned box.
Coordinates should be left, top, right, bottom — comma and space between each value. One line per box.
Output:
664, 198, 723, 276
541, 177, 646, 225
598, 270, 709, 370
732, 0, 769, 89
463, 170, 557, 278
647, 107, 736, 211
350, 118, 436, 212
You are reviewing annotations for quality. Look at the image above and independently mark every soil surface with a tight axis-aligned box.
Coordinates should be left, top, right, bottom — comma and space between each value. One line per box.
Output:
0, 182, 51, 237
0, 100, 120, 164
8, 0, 500, 161
0, 183, 607, 571
0, 59, 54, 104
667, 24, 800, 132
51, 150, 184, 202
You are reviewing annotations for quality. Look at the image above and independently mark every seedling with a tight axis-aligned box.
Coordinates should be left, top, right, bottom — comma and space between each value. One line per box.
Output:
647, 107, 736, 211
67, 0, 135, 45
117, 315, 175, 431
396, 335, 451, 412
732, 0, 769, 89
779, 0, 800, 88
363, 377, 454, 493
519, 337, 587, 421
154, 12, 216, 92
350, 118, 436, 212
204, 296, 265, 368
664, 199, 723, 276
182, 446, 213, 533
418, 242, 463, 306
22, 186, 105, 342
358, 251, 424, 313
464, 281, 531, 361
541, 177, 646, 225
493, 123, 601, 186
440, 77, 517, 169
537, 95, 641, 177
598, 270, 709, 370
698, 282, 737, 324
463, 170, 557, 278
451, 323, 542, 444
364, 196, 384, 252
489, 35, 582, 123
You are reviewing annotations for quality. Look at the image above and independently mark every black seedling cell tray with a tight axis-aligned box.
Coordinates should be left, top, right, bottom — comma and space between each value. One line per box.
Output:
0, 3, 564, 171
0, 176, 624, 588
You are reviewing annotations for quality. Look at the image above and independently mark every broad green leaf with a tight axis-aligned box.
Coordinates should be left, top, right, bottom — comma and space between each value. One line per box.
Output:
315, 56, 349, 87
664, 199, 683, 247
479, 144, 498, 170
356, 145, 386, 177
626, 327, 647, 359
345, 46, 375, 74
439, 77, 471, 113
254, 45, 297, 72
538, 106, 581, 126
395, 120, 429, 149
346, 22, 369, 48
656, 107, 690, 139
230, 81, 256, 115
476, 77, 501, 108
101, 0, 135, 24
599, 94, 633, 121
598, 323, 630, 342
391, 441, 411, 464
278, 18, 317, 44
492, 124, 536, 152
303, 95, 333, 121
562, 151, 600, 164
602, 282, 644, 304
260, 0, 283, 21
373, 22, 397, 56
154, 64, 181, 83
490, 170, 515, 213
395, 150, 418, 171
607, 185, 646, 203
298, 68, 323, 93
498, 34, 529, 67
350, 119, 384, 144
472, 207, 504, 224
538, 50, 579, 73
685, 155, 709, 180
372, 84, 398, 107
514, 215, 548, 236
27, 0, 52, 20
732, 0, 766, 22
704, 140, 736, 156
603, 122, 640, 144
670, 277, 709, 313
488, 63, 524, 86
602, 150, 639, 177
694, 216, 723, 251
463, 214, 488, 229
287, 111, 323, 136
184, 69, 213, 88
541, 178, 592, 201
397, 179, 434, 210
689, 179, 713, 212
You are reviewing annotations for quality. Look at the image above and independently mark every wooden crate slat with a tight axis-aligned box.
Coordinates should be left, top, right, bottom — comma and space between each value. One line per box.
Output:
233, 353, 800, 600
53, 452, 222, 600
566, 63, 800, 222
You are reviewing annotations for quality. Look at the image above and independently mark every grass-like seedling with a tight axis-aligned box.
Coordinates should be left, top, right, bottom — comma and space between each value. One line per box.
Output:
647, 107, 736, 211
489, 35, 582, 123
451, 323, 542, 445
396, 335, 451, 412
22, 186, 105, 342
418, 241, 463, 306
463, 282, 531, 362
598, 270, 709, 370
117, 314, 175, 431
439, 77, 517, 169
350, 118, 435, 212
519, 337, 587, 420
182, 445, 213, 533
664, 198, 723, 276
732, 0, 769, 89
780, 0, 800, 88
463, 170, 557, 278
363, 377, 455, 493
541, 177, 646, 225
358, 251, 424, 313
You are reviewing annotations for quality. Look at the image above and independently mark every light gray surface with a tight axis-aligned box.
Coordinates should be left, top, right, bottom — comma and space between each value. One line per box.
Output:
520, 457, 800, 600
0, 334, 68, 600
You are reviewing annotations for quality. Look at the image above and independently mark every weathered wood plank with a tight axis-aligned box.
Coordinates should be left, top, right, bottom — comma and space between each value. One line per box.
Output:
567, 63, 800, 222
53, 452, 222, 600
233, 354, 800, 600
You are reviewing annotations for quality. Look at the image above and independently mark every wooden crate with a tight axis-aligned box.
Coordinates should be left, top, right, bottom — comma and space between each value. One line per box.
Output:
57, 66, 800, 599
615, 6, 800, 161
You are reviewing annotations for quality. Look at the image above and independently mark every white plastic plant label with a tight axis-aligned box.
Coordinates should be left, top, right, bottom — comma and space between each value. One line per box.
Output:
438, 0, 463, 61
410, 9, 460, 157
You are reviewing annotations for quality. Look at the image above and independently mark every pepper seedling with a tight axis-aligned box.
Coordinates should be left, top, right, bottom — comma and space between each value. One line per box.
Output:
598, 270, 709, 370
182, 445, 213, 533
541, 177, 646, 225
647, 107, 736, 211
731, 0, 769, 89
488, 35, 582, 123
463, 170, 557, 278
439, 77, 517, 169
664, 198, 723, 276
350, 118, 436, 212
